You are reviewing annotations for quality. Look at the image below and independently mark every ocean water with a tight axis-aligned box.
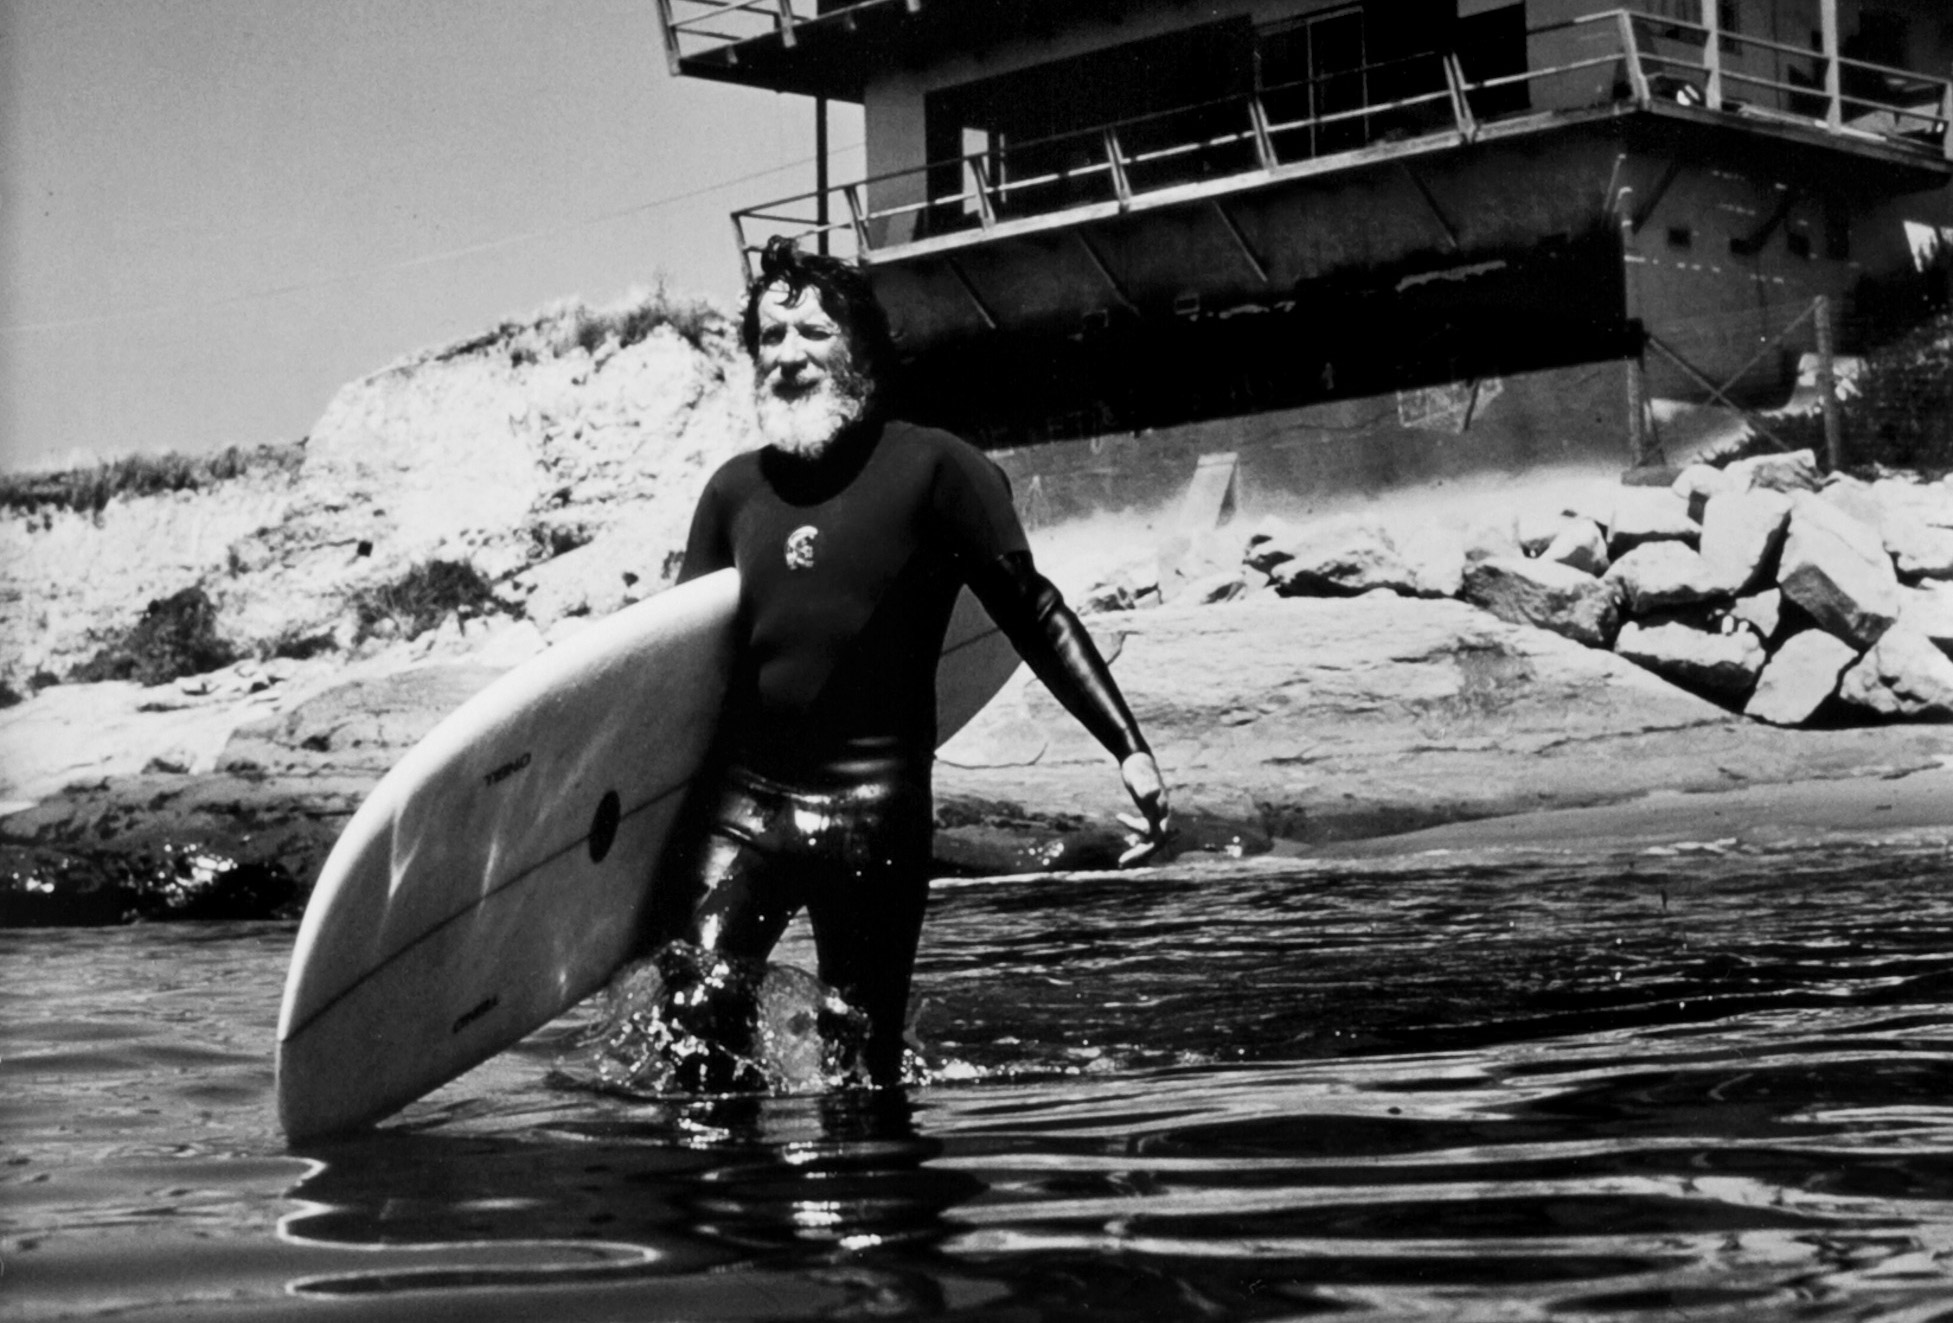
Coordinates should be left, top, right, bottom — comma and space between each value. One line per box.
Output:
8, 838, 1953, 1320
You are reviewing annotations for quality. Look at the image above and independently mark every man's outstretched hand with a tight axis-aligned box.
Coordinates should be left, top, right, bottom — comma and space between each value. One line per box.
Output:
1116, 752, 1172, 866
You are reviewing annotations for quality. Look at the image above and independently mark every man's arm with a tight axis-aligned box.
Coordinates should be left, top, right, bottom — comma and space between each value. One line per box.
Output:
926, 431, 1169, 853
960, 550, 1170, 859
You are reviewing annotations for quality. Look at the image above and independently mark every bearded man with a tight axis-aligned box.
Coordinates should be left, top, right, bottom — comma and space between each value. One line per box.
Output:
653, 237, 1168, 1084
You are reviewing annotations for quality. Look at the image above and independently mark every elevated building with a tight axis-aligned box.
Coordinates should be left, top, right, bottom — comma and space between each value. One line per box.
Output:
658, 0, 1952, 517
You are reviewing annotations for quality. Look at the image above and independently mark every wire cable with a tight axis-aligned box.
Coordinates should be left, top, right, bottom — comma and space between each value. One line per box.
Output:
0, 141, 864, 336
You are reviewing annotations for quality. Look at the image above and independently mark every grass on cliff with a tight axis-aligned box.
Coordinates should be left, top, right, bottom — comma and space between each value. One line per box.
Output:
69, 587, 241, 687
0, 441, 305, 517
421, 280, 727, 371
347, 560, 500, 643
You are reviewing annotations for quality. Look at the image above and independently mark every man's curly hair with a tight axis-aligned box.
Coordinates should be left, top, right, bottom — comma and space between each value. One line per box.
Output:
740, 236, 896, 385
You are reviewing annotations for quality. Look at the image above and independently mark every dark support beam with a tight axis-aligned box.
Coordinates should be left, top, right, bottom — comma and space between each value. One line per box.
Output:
1644, 332, 1796, 453
1729, 186, 1800, 256
1074, 229, 1136, 311
1210, 199, 1271, 287
815, 96, 829, 256
1629, 158, 1684, 233
1399, 163, 1459, 251
944, 255, 999, 331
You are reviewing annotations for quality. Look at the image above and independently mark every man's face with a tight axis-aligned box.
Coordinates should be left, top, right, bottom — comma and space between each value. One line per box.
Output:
752, 282, 871, 457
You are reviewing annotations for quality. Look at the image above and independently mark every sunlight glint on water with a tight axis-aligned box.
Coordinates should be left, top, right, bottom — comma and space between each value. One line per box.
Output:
5, 840, 1953, 1319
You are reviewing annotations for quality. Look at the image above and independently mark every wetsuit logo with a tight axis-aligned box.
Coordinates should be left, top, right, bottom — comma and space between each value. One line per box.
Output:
784, 525, 819, 571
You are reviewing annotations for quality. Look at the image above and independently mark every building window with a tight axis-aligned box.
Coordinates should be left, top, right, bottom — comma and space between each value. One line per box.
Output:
1668, 224, 1693, 249
1255, 1, 1452, 159
923, 21, 1255, 229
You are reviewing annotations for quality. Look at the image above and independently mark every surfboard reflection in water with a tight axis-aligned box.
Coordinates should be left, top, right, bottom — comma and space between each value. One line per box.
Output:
559, 940, 874, 1096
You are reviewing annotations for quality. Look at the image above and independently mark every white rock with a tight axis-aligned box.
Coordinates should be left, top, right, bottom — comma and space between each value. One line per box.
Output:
1264, 524, 1419, 598
1672, 462, 1737, 508
1872, 475, 1953, 531
1540, 518, 1610, 575
467, 619, 549, 669
1604, 541, 1729, 615
1724, 449, 1821, 493
1888, 521, 1953, 581
1616, 619, 1765, 698
1777, 494, 1901, 647
1697, 489, 1791, 595
1822, 477, 1953, 579
1461, 517, 1521, 564
1608, 488, 1699, 554
1898, 583, 1953, 657
1461, 556, 1619, 648
1729, 588, 1782, 641
1744, 629, 1856, 726
1173, 571, 1248, 605
542, 615, 596, 648
1396, 525, 1465, 599
1516, 509, 1574, 557
1838, 625, 1953, 720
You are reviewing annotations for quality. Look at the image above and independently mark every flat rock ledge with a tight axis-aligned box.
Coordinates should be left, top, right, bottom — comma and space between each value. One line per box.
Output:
10, 585, 1953, 923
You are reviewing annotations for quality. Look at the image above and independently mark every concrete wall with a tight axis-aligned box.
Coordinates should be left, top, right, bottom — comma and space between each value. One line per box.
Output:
986, 359, 1632, 526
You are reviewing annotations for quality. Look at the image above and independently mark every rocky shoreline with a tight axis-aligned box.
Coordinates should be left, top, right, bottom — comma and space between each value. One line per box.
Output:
8, 294, 1953, 925
8, 572, 1952, 926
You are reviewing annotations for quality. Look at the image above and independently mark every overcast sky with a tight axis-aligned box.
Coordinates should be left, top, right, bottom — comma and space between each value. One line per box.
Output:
0, 0, 862, 472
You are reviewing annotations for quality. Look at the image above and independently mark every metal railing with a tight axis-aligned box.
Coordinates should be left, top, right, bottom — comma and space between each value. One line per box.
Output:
656, 0, 895, 65
727, 7, 1953, 270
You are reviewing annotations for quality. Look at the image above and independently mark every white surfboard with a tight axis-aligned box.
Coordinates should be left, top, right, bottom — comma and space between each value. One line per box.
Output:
275, 571, 1019, 1140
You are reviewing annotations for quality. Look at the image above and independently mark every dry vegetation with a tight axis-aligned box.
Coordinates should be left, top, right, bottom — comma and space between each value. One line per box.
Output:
0, 441, 305, 517
412, 280, 727, 372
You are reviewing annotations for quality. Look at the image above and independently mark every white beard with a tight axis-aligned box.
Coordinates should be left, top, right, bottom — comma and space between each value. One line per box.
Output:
755, 373, 871, 458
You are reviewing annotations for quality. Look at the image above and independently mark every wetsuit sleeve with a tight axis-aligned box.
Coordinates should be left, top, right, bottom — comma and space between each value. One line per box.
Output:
961, 550, 1152, 763
677, 473, 733, 584
930, 443, 1149, 762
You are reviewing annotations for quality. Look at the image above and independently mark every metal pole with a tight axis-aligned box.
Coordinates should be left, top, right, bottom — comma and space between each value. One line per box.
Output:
1814, 294, 1843, 470
1618, 196, 1646, 466
1820, 0, 1842, 129
1702, 0, 1722, 110
816, 96, 830, 256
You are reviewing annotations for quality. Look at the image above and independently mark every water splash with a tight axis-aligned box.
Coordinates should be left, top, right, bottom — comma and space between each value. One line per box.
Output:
560, 941, 874, 1097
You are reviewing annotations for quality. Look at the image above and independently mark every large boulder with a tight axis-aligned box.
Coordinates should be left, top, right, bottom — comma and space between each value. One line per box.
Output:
1516, 509, 1575, 557
1823, 477, 1953, 582
1539, 518, 1610, 575
1730, 588, 1782, 643
1395, 525, 1466, 599
1604, 541, 1729, 615
1837, 625, 1953, 720
1252, 522, 1420, 598
1899, 582, 1953, 657
1870, 475, 1953, 531
1724, 449, 1821, 494
1777, 494, 1901, 648
1744, 629, 1857, 726
1673, 462, 1737, 513
1697, 489, 1791, 595
1461, 556, 1619, 647
1615, 619, 1765, 699
1607, 488, 1699, 556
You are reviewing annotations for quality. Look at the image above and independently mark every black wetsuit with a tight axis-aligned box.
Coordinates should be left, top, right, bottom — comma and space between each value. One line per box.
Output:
659, 415, 1147, 1077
